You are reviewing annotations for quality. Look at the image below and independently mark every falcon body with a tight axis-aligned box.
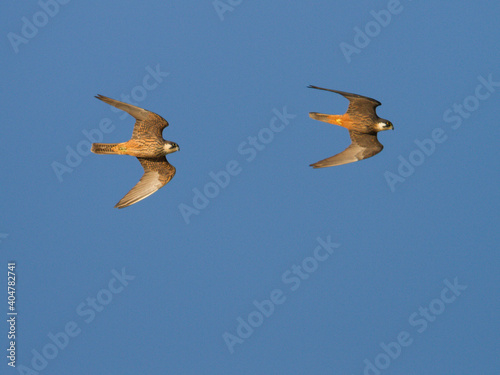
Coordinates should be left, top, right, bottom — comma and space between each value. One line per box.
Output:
91, 95, 179, 209
308, 85, 393, 168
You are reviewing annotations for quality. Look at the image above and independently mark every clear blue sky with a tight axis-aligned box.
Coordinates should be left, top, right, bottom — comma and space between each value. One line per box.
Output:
1, 1, 499, 374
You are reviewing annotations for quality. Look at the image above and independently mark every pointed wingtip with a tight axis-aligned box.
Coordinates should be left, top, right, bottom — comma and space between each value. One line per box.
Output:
114, 200, 127, 209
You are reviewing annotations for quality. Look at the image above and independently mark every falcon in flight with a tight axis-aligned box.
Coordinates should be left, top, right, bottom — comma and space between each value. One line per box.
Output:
91, 95, 179, 209
308, 85, 393, 168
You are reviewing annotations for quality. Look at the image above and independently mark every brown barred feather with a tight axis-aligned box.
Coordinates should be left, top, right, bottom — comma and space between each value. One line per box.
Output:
92, 95, 179, 208
308, 85, 393, 168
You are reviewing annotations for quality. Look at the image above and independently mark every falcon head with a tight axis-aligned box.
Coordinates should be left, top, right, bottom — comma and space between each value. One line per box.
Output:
164, 141, 180, 154
376, 120, 394, 131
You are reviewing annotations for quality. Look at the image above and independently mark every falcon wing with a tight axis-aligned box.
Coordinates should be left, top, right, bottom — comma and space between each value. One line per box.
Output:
308, 85, 381, 120
95, 94, 169, 140
310, 131, 383, 168
114, 157, 176, 209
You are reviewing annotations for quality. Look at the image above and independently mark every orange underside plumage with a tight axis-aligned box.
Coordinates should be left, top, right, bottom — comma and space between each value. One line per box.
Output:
325, 114, 353, 129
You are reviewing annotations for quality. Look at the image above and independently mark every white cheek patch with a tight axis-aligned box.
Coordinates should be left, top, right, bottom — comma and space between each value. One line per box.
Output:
376, 122, 388, 130
164, 144, 178, 153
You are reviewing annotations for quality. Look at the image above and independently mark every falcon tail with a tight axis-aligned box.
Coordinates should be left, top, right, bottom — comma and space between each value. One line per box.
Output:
91, 143, 120, 154
309, 113, 350, 128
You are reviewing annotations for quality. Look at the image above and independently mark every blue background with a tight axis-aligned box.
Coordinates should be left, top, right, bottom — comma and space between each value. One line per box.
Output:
1, 1, 499, 374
